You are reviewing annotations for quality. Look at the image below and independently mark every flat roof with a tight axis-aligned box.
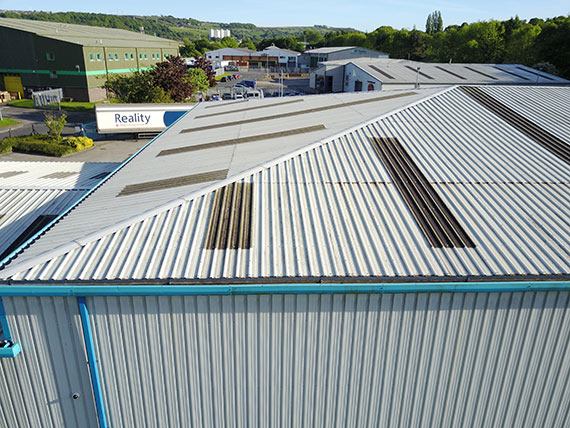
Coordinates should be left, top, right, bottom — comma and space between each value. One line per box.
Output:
1, 86, 570, 284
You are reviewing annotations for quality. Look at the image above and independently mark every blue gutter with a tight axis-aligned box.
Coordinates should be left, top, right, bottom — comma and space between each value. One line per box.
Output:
0, 296, 21, 357
78, 297, 109, 428
0, 104, 199, 268
0, 281, 569, 296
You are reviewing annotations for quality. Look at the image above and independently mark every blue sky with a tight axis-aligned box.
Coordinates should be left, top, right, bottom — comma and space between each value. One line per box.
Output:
3, 1, 569, 31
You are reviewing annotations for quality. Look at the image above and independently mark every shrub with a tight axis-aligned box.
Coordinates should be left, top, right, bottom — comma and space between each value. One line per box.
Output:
11, 140, 75, 157
62, 136, 94, 150
0, 139, 13, 154
44, 112, 67, 142
0, 135, 93, 157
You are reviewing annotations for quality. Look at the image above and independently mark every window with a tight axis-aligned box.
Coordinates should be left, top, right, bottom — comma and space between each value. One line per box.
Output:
50, 71, 57, 79
114, 53, 119, 60
89, 53, 94, 61
151, 53, 155, 59
139, 53, 143, 60
0, 297, 21, 358
46, 52, 56, 61
125, 53, 129, 60
144, 53, 148, 59
108, 53, 113, 61
130, 53, 134, 60
96, 53, 102, 61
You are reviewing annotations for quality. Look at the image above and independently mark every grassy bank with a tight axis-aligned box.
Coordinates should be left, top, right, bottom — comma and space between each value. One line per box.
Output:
0, 118, 19, 127
8, 99, 95, 111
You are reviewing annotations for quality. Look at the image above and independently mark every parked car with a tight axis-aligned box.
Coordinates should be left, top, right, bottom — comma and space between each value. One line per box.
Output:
225, 65, 238, 72
243, 80, 256, 88
220, 76, 228, 82
233, 83, 247, 88
233, 74, 240, 79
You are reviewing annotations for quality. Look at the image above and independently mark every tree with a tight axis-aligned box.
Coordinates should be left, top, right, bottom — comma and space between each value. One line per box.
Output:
193, 57, 217, 87
152, 55, 194, 102
239, 39, 256, 50
180, 39, 200, 57
187, 68, 210, 93
220, 36, 239, 48
104, 71, 172, 103
426, 11, 443, 35
44, 112, 67, 142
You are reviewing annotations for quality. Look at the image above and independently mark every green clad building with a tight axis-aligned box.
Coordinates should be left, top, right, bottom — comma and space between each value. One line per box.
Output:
0, 18, 180, 101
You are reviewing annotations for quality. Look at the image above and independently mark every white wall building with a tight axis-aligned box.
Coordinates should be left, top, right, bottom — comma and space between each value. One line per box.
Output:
311, 58, 570, 93
209, 28, 231, 39
259, 44, 300, 68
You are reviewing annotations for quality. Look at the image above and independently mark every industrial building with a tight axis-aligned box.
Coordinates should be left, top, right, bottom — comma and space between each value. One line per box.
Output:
299, 46, 388, 68
0, 18, 180, 102
1, 85, 570, 428
310, 58, 570, 92
204, 46, 300, 70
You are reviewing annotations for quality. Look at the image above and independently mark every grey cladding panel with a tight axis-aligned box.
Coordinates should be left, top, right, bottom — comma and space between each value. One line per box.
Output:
368, 64, 395, 79
89, 172, 112, 180
41, 171, 79, 179
0, 171, 26, 178
370, 137, 476, 248
435, 66, 466, 80
158, 125, 326, 157
195, 99, 304, 119
0, 214, 58, 261
464, 66, 498, 80
117, 169, 229, 197
404, 65, 434, 80
204, 99, 249, 108
459, 86, 570, 165
492, 66, 530, 81
180, 92, 418, 134
204, 182, 253, 249
515, 66, 555, 81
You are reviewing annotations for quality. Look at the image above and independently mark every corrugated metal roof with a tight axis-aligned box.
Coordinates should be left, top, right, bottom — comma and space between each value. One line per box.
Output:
0, 162, 117, 261
335, 59, 570, 85
0, 17, 180, 48
1, 86, 570, 282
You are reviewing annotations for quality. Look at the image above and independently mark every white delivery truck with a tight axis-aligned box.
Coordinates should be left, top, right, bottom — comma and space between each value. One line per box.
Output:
95, 104, 195, 135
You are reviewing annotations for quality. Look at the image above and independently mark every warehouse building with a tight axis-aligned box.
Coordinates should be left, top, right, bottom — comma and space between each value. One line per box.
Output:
0, 18, 180, 102
299, 46, 388, 68
310, 58, 570, 93
1, 85, 570, 427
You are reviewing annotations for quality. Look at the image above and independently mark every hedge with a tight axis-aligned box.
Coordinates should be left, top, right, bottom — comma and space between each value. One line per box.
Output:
0, 135, 94, 157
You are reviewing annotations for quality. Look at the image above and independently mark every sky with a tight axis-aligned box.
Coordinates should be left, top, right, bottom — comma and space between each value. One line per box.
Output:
1, 1, 568, 31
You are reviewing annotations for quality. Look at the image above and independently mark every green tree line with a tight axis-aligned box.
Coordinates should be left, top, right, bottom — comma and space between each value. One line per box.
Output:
2, 10, 568, 78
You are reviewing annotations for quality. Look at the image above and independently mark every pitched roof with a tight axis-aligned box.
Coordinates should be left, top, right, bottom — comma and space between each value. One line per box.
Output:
2, 86, 570, 283
0, 161, 118, 264
0, 17, 180, 48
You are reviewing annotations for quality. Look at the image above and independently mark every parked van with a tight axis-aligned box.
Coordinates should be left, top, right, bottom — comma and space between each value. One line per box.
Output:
245, 89, 264, 99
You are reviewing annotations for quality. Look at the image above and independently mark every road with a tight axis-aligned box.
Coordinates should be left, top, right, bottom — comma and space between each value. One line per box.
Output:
0, 105, 95, 139
210, 70, 311, 98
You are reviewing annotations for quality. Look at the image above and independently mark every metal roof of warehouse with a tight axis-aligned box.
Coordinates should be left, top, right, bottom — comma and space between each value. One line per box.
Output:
1, 85, 569, 283
320, 58, 570, 85
0, 17, 180, 48
0, 161, 117, 263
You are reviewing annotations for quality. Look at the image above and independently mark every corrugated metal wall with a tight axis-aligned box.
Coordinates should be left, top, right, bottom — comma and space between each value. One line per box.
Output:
0, 297, 98, 428
86, 291, 570, 428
